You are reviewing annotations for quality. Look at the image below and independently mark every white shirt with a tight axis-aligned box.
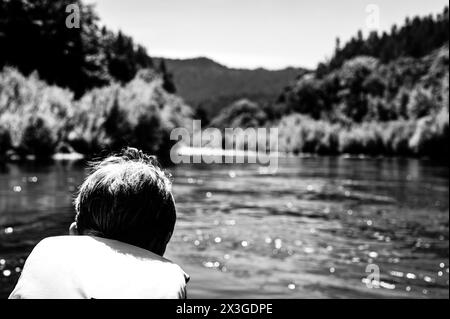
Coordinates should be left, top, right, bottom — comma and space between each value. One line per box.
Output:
9, 235, 189, 299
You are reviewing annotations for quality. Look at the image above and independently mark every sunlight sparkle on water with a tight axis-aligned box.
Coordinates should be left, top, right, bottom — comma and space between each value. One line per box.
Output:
28, 176, 38, 183
379, 281, 396, 290
203, 261, 220, 269
424, 276, 434, 283
390, 271, 404, 278
368, 251, 378, 258
274, 238, 282, 249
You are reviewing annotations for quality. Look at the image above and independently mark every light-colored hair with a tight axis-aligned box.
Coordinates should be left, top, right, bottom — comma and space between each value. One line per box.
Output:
74, 147, 176, 255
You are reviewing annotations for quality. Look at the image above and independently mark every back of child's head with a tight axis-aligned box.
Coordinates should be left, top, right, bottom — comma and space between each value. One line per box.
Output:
74, 147, 176, 255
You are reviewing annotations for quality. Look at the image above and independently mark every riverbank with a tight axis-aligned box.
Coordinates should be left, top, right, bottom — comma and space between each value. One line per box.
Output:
1, 145, 448, 165
0, 152, 84, 163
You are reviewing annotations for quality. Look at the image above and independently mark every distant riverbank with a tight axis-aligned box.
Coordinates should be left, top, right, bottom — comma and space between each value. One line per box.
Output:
1, 145, 447, 166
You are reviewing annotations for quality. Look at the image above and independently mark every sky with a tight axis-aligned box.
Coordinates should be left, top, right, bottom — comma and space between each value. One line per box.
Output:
85, 0, 449, 70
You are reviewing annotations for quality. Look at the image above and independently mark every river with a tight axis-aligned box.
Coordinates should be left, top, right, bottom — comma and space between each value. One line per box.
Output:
0, 156, 448, 298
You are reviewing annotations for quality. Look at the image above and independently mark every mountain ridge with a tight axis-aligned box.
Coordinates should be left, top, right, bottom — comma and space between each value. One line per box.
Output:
155, 56, 306, 71
153, 56, 309, 118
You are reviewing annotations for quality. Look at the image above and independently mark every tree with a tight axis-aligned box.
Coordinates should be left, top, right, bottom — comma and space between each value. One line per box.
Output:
324, 6, 449, 73
103, 93, 133, 151
159, 60, 177, 93
0, 125, 11, 157
133, 113, 164, 154
20, 116, 57, 159
0, 0, 160, 96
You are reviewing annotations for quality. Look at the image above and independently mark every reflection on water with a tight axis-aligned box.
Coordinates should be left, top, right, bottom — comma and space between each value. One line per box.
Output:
0, 157, 448, 298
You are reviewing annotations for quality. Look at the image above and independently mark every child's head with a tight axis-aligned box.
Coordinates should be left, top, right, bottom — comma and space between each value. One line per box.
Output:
72, 147, 176, 256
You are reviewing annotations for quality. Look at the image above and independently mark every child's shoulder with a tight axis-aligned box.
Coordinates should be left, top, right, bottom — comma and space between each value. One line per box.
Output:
34, 235, 166, 261
33, 235, 188, 280
12, 236, 189, 298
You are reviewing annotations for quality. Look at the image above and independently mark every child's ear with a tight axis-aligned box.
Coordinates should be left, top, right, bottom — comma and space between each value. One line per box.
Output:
165, 231, 173, 244
69, 222, 78, 235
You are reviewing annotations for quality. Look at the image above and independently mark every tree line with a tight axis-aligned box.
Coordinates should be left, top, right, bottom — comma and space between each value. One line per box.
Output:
0, 0, 184, 161
0, 0, 175, 97
210, 7, 449, 159
318, 7, 449, 75
0, 67, 191, 161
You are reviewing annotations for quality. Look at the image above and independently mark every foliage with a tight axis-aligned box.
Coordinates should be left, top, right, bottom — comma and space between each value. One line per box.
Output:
210, 99, 268, 129
319, 7, 449, 73
0, 67, 192, 159
0, 0, 174, 97
276, 112, 448, 158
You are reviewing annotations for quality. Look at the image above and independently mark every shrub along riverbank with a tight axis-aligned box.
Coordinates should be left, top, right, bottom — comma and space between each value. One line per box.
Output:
0, 67, 192, 161
277, 111, 448, 158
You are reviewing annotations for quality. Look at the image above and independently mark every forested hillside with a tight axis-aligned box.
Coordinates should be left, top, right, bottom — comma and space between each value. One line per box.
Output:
0, 0, 189, 160
211, 7, 449, 159
0, 0, 174, 96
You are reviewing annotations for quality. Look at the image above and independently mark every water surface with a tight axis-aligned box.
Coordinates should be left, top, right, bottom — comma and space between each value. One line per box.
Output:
0, 157, 448, 298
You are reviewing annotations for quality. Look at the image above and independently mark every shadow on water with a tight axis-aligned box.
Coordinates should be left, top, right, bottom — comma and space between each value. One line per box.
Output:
0, 156, 448, 298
